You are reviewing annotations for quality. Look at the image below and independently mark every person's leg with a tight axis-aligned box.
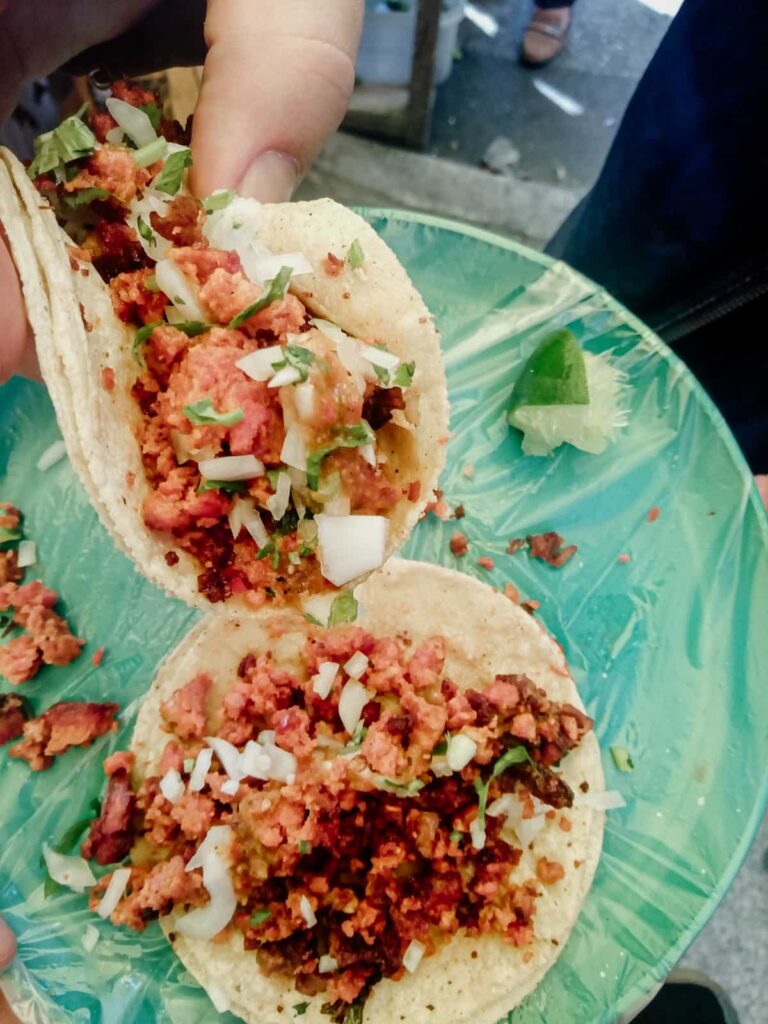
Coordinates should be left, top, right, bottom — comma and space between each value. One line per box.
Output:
520, 0, 575, 68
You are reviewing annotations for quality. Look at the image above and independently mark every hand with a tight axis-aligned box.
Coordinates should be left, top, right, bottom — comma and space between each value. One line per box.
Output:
0, 916, 17, 1024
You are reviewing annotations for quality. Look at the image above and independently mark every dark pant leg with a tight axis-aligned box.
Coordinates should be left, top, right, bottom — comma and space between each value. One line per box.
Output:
536, 0, 576, 7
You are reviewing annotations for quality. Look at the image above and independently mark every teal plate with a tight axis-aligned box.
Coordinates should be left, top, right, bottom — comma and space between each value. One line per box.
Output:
1, 211, 767, 1024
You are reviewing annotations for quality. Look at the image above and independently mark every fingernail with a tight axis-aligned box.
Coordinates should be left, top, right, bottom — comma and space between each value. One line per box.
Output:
0, 917, 17, 969
237, 151, 299, 203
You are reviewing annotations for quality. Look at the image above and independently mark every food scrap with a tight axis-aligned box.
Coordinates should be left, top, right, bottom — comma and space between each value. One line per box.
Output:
526, 532, 578, 568
449, 532, 469, 557
617, 554, 631, 564
647, 506, 660, 523
92, 646, 106, 668
462, 464, 475, 479
423, 488, 451, 521
477, 556, 495, 571
0, 693, 30, 745
9, 701, 119, 770
506, 538, 526, 555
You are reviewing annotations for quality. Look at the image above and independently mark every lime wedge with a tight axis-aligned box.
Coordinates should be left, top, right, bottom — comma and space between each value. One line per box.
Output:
508, 329, 590, 412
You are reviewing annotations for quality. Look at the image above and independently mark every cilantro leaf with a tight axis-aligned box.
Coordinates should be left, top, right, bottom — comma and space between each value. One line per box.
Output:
328, 591, 358, 626
139, 102, 162, 132
132, 321, 162, 365
305, 613, 323, 626
374, 777, 425, 796
347, 238, 365, 270
183, 398, 244, 426
136, 216, 156, 245
60, 187, 110, 210
0, 528, 22, 545
297, 840, 311, 855
474, 745, 532, 835
154, 148, 193, 195
306, 421, 375, 491
28, 107, 96, 179
256, 542, 275, 561
250, 907, 272, 926
197, 480, 247, 494
172, 322, 210, 338
449, 830, 463, 843
228, 266, 292, 329
393, 361, 415, 388
293, 1003, 310, 1017
203, 190, 234, 213
281, 344, 315, 382
132, 136, 167, 169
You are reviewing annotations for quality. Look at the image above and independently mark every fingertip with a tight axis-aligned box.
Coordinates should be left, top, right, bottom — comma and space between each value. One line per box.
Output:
0, 917, 16, 971
0, 232, 34, 384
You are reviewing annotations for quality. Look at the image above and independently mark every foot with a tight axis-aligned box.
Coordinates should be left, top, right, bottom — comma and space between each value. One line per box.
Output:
520, 7, 571, 69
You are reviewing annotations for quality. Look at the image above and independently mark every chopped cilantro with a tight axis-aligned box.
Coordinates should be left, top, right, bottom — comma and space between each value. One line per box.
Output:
183, 398, 244, 427
298, 542, 316, 557
28, 106, 96, 179
154, 148, 193, 195
132, 321, 162, 365
203, 189, 234, 213
256, 542, 275, 561
328, 591, 358, 626
275, 507, 300, 536
250, 907, 272, 926
474, 745, 532, 835
449, 830, 463, 844
172, 321, 210, 338
0, 528, 22, 545
433, 737, 449, 757
132, 136, 167, 169
306, 421, 375, 491
270, 344, 315, 383
375, 777, 425, 796
297, 840, 311, 855
136, 215, 156, 245
305, 613, 323, 626
288, 551, 301, 565
347, 238, 365, 270
346, 723, 368, 751
173, 295, 186, 306
271, 547, 281, 570
139, 102, 162, 132
293, 1003, 310, 1017
60, 186, 110, 209
145, 275, 159, 292
197, 480, 247, 494
393, 361, 416, 388
228, 266, 292, 329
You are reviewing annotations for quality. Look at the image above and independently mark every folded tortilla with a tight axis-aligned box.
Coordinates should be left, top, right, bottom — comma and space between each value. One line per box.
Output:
131, 560, 605, 1024
0, 147, 448, 611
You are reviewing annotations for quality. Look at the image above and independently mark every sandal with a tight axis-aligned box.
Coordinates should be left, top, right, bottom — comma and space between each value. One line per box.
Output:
520, 7, 571, 69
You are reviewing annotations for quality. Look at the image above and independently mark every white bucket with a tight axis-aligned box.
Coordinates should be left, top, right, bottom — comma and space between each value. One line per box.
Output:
356, 2, 465, 87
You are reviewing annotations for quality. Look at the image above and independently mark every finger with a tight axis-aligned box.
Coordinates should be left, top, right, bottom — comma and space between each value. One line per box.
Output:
0, 233, 36, 385
0, 917, 16, 971
756, 475, 768, 509
190, 0, 363, 202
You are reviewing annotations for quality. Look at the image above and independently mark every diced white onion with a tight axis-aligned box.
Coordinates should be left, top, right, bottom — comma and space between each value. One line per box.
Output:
308, 318, 349, 346
268, 365, 302, 388
205, 736, 243, 782
17, 540, 36, 568
264, 743, 297, 784
323, 493, 351, 517
240, 740, 272, 780
302, 593, 336, 627
36, 439, 67, 471
402, 939, 425, 973
105, 126, 124, 145
189, 747, 214, 792
221, 778, 240, 796
183, 758, 195, 774
248, 250, 312, 284
42, 844, 96, 893
266, 471, 291, 521
96, 867, 131, 919
203, 197, 263, 258
312, 661, 339, 700
359, 345, 399, 371
334, 335, 370, 391
446, 734, 478, 772
228, 498, 245, 540
154, 258, 208, 322
81, 923, 99, 954
299, 894, 316, 927
126, 189, 173, 260
516, 815, 547, 848
316, 514, 388, 586
186, 826, 233, 873
338, 679, 370, 735
574, 789, 626, 811
242, 506, 270, 548
293, 382, 316, 422
198, 455, 264, 482
344, 652, 369, 680
236, 346, 284, 382
318, 954, 338, 974
207, 982, 230, 1014
469, 818, 486, 851
360, 443, 377, 467
106, 98, 157, 148
159, 768, 185, 804
178, 829, 236, 940
280, 423, 307, 472
258, 730, 276, 745
487, 795, 519, 819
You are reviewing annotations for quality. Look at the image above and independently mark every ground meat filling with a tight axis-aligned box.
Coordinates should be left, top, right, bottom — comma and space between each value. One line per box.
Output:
88, 626, 593, 1006
34, 84, 419, 607
9, 701, 119, 771
0, 693, 30, 745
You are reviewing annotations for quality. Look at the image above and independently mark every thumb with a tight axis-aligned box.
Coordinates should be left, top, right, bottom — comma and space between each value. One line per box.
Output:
190, 0, 363, 202
0, 232, 36, 384
0, 916, 16, 970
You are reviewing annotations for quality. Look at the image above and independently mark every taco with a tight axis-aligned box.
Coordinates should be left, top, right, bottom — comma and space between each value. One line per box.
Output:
0, 82, 447, 612
83, 561, 605, 1023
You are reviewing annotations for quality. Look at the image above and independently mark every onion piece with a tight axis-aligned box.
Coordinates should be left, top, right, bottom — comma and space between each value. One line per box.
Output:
344, 652, 369, 680
236, 345, 284, 382
446, 734, 478, 772
293, 382, 316, 422
469, 818, 486, 851
126, 189, 172, 260
36, 439, 67, 471
240, 740, 272, 779
248, 250, 312, 283
308, 318, 349, 346
360, 443, 377, 467
516, 814, 547, 848
189, 747, 214, 792
266, 471, 291, 521
81, 923, 99, 954
322, 494, 351, 517
299, 894, 316, 928
159, 768, 185, 804
203, 196, 263, 257
177, 832, 236, 941
402, 939, 425, 973
198, 455, 264, 482
316, 514, 388, 586
318, 954, 338, 974
302, 593, 336, 627
220, 778, 240, 796
186, 826, 233, 873
106, 98, 157, 148
154, 258, 208, 322
17, 540, 36, 568
574, 789, 626, 811
105, 126, 125, 145
268, 365, 302, 389
280, 424, 307, 472
96, 867, 132, 919
312, 661, 339, 699
242, 506, 270, 548
360, 345, 399, 371
338, 679, 370, 734
264, 743, 297, 784
205, 736, 243, 782
42, 844, 96, 893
